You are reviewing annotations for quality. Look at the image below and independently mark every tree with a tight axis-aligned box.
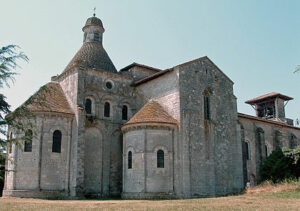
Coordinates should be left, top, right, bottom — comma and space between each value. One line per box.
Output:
0, 45, 28, 195
0, 45, 29, 148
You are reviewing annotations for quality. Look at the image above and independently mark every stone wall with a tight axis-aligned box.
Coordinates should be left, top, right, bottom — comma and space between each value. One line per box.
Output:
238, 115, 300, 185
178, 57, 243, 197
76, 68, 135, 197
122, 124, 176, 199
3, 113, 73, 197
136, 69, 180, 121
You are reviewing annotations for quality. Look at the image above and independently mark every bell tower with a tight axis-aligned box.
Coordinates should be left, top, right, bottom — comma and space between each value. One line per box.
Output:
82, 13, 105, 44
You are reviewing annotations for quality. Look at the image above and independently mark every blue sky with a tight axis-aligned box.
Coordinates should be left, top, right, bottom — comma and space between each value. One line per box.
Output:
1, 0, 299, 122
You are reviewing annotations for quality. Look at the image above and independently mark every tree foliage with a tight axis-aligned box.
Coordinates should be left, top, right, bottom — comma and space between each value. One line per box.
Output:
0, 45, 29, 148
260, 147, 300, 183
0, 45, 28, 195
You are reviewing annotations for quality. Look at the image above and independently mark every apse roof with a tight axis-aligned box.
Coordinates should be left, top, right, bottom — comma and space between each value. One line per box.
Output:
8, 82, 74, 116
123, 101, 178, 126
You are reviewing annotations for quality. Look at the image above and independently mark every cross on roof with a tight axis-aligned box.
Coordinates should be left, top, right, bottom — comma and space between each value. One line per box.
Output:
93, 7, 96, 17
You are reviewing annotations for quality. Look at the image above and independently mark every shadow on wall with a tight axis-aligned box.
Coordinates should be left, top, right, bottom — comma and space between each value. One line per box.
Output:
0, 152, 5, 196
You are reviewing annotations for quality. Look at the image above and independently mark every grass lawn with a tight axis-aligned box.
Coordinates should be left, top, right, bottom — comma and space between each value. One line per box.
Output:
0, 191, 299, 211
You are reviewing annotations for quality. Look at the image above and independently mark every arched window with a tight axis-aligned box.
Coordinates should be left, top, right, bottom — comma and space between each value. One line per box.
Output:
244, 141, 250, 160
83, 32, 87, 42
104, 102, 110, 117
157, 150, 164, 168
8, 132, 12, 154
274, 130, 282, 149
290, 134, 297, 149
122, 105, 128, 120
128, 151, 132, 169
52, 130, 62, 153
94, 33, 100, 41
85, 98, 92, 115
24, 129, 33, 152
204, 95, 210, 120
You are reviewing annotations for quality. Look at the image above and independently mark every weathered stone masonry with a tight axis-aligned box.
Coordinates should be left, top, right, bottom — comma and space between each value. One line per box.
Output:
2, 15, 299, 199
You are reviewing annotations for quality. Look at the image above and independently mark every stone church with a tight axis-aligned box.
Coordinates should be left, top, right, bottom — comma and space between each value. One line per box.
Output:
3, 15, 300, 199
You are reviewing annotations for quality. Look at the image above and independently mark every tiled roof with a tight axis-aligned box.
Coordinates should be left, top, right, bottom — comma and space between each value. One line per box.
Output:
123, 101, 178, 126
63, 42, 117, 73
245, 92, 293, 104
25, 82, 73, 115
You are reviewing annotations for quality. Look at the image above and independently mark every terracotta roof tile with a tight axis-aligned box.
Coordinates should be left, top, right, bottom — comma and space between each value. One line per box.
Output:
124, 101, 178, 126
245, 92, 293, 104
26, 82, 73, 115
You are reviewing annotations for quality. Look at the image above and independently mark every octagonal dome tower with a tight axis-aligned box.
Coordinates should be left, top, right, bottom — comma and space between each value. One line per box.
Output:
63, 15, 117, 73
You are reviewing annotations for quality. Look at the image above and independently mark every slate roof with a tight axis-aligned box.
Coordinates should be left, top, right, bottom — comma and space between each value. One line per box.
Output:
123, 101, 178, 126
63, 42, 117, 73
245, 92, 293, 105
23, 82, 73, 115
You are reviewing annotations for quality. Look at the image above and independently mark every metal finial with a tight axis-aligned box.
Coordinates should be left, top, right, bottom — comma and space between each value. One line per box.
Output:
93, 7, 96, 17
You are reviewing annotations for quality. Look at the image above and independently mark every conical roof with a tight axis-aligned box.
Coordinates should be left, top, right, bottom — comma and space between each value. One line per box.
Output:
63, 42, 117, 73
11, 82, 74, 115
124, 101, 178, 126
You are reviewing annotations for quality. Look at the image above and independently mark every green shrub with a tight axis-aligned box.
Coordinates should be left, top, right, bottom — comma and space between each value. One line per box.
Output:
260, 147, 300, 183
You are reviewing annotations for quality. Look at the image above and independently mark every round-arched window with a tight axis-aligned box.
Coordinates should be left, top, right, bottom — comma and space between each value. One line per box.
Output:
85, 98, 92, 115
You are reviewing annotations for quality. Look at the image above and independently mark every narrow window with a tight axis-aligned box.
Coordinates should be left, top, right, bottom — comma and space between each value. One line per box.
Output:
204, 95, 210, 120
157, 150, 164, 168
290, 134, 297, 149
94, 33, 99, 41
85, 98, 92, 115
128, 151, 132, 169
104, 102, 110, 117
83, 32, 87, 42
122, 105, 128, 120
245, 142, 250, 160
265, 145, 268, 157
8, 132, 12, 154
24, 129, 33, 152
52, 130, 62, 153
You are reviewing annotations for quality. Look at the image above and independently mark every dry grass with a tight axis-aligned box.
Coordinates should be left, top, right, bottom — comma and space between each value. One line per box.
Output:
1, 182, 300, 211
246, 180, 300, 194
